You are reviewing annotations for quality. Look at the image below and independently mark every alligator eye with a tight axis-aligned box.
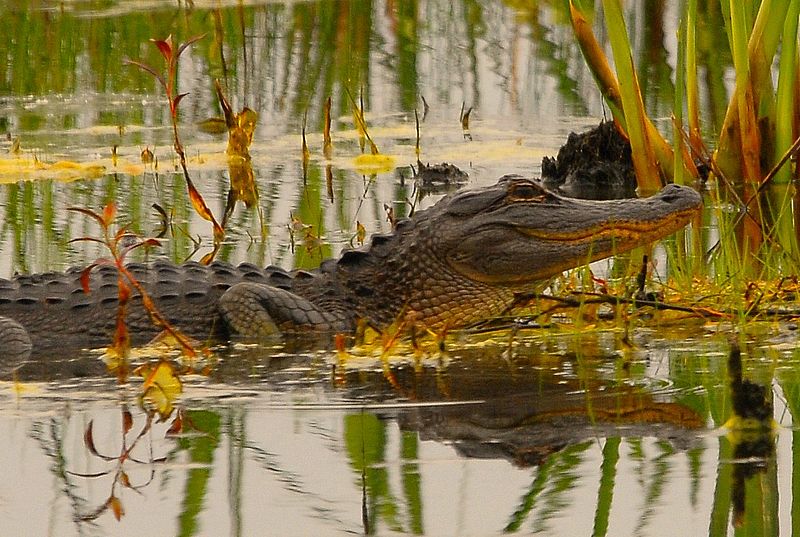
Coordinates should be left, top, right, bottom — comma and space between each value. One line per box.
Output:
508, 182, 546, 201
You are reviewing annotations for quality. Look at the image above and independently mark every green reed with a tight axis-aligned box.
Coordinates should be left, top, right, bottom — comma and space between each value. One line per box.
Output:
570, 0, 800, 315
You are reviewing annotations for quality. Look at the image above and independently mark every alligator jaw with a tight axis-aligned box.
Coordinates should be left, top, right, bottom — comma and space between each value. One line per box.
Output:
516, 202, 700, 247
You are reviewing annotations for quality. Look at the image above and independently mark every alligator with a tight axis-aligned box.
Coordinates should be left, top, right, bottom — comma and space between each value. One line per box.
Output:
0, 175, 701, 361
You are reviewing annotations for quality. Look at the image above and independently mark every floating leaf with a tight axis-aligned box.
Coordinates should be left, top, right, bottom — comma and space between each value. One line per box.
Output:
354, 153, 396, 175
138, 360, 183, 420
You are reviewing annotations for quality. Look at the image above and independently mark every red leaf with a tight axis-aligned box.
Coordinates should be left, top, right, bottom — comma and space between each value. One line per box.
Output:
84, 421, 99, 456
151, 35, 173, 62
122, 409, 133, 435
175, 33, 206, 59
122, 58, 167, 91
335, 333, 347, 352
102, 203, 116, 226
107, 496, 124, 521
67, 206, 107, 228
119, 238, 162, 259
79, 264, 99, 294
166, 414, 183, 436
173, 92, 190, 111
68, 237, 107, 246
113, 226, 129, 242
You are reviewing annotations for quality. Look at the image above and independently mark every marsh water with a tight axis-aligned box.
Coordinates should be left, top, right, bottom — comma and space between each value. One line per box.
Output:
0, 1, 796, 536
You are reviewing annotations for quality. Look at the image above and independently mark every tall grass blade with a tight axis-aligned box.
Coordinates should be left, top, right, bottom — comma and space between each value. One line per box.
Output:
773, 0, 800, 184
601, 0, 662, 192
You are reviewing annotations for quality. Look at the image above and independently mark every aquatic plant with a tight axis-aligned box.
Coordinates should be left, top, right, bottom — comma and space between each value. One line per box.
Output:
570, 0, 800, 306
125, 35, 226, 263
68, 203, 201, 380
570, 0, 800, 189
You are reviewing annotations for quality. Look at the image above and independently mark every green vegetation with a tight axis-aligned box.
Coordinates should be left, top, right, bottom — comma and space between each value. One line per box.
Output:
570, 0, 800, 291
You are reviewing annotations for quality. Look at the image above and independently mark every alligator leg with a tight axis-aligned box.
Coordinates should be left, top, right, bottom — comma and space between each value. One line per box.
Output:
0, 316, 33, 361
218, 283, 352, 336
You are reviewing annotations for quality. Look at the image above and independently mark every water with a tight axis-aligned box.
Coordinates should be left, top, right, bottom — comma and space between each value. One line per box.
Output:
0, 1, 793, 536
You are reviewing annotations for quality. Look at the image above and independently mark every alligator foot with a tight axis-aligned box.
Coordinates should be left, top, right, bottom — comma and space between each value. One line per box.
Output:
0, 316, 33, 362
218, 283, 353, 336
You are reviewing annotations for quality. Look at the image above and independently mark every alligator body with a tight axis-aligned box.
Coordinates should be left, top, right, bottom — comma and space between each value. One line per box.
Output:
0, 175, 702, 360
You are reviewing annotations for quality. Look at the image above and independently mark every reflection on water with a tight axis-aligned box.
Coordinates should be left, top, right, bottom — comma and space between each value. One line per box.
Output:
2, 329, 797, 536
0, 0, 794, 536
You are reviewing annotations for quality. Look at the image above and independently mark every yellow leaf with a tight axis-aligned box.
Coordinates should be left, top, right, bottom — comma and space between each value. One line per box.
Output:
356, 221, 366, 245
139, 360, 181, 391
137, 360, 182, 419
107, 496, 125, 521
140, 147, 154, 165
354, 154, 396, 175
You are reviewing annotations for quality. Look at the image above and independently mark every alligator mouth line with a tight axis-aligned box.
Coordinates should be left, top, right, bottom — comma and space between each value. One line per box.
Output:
517, 208, 697, 243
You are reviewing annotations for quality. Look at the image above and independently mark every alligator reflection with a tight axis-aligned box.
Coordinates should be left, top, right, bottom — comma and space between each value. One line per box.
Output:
336, 349, 704, 467
330, 345, 705, 534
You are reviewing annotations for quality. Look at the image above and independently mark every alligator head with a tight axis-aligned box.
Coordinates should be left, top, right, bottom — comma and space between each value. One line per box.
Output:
433, 174, 702, 284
